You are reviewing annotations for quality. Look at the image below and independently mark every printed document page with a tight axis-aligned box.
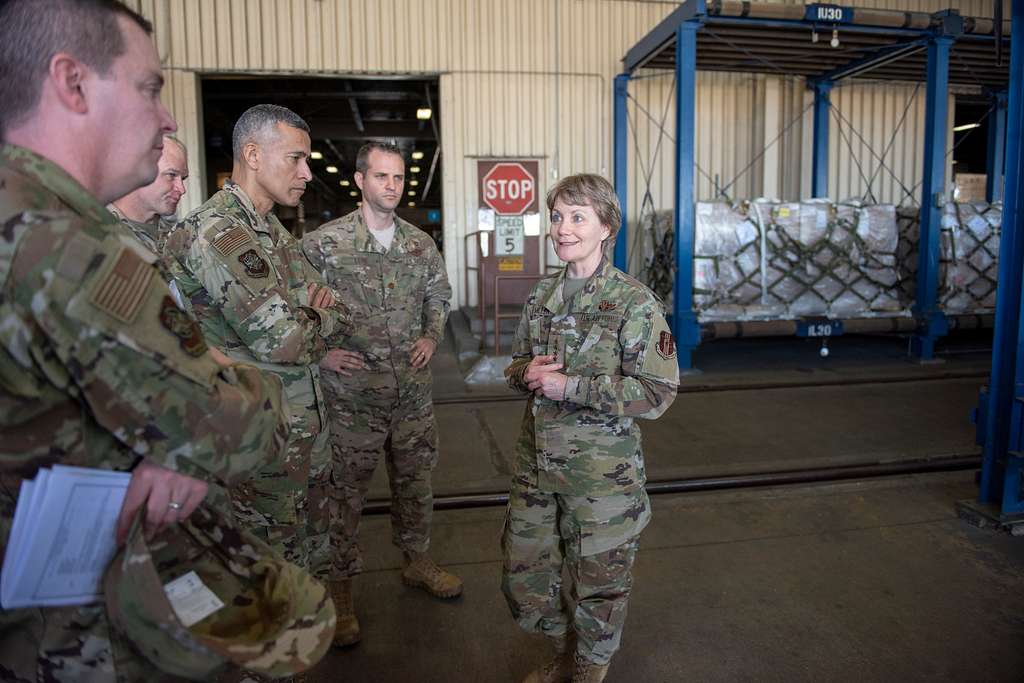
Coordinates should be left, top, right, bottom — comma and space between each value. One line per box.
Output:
1, 466, 130, 609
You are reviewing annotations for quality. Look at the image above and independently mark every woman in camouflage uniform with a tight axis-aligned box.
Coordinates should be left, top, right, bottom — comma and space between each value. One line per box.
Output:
503, 174, 680, 683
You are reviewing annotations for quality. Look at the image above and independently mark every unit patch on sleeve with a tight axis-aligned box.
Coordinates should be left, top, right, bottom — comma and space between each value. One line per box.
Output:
238, 248, 270, 278
656, 330, 676, 359
159, 296, 208, 357
88, 247, 154, 323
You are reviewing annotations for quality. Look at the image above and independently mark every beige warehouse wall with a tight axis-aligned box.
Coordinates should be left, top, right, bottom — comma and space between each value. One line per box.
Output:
129, 0, 999, 305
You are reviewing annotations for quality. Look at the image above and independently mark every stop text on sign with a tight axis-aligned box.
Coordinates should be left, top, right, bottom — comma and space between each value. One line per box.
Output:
482, 162, 536, 215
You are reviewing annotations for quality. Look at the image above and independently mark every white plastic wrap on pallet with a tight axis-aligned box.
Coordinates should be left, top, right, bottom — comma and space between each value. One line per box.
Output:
694, 202, 763, 319
898, 202, 1001, 314
691, 199, 904, 320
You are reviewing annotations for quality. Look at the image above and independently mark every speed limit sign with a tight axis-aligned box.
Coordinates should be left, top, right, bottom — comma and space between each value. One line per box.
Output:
496, 215, 524, 256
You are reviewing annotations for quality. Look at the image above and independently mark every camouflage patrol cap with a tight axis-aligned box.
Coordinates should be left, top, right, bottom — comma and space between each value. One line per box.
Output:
104, 502, 335, 680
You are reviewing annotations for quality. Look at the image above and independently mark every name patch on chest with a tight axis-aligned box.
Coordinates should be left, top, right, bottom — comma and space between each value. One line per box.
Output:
238, 249, 270, 278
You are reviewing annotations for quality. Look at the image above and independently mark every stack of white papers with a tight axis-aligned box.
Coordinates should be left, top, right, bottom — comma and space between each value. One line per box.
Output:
1, 465, 130, 609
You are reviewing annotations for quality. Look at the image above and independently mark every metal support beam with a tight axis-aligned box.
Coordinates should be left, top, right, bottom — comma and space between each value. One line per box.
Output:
979, 0, 1024, 514
343, 81, 365, 134
987, 90, 1008, 203
911, 35, 954, 360
614, 73, 629, 272
623, 0, 705, 73
811, 80, 833, 198
815, 39, 928, 82
673, 22, 702, 370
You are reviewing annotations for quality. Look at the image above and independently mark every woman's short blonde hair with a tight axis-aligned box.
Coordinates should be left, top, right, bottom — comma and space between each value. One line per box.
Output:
545, 173, 621, 239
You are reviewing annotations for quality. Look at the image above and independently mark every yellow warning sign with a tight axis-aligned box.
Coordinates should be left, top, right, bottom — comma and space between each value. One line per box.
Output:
498, 256, 524, 272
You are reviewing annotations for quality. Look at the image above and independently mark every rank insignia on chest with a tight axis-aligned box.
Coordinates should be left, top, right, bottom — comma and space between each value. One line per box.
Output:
656, 330, 676, 359
598, 300, 617, 312
159, 296, 208, 357
238, 248, 270, 278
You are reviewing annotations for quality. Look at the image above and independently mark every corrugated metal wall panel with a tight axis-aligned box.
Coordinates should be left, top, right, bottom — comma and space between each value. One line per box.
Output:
161, 70, 207, 209
146, 0, 999, 305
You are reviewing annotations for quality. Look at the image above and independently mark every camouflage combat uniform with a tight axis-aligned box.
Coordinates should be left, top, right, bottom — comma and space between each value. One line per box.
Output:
502, 257, 679, 665
0, 144, 290, 681
107, 204, 190, 311
301, 209, 451, 580
106, 203, 177, 256
166, 181, 346, 581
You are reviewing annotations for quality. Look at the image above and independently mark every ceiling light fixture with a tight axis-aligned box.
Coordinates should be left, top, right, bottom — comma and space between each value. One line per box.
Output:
411, 151, 424, 160
326, 165, 338, 174
408, 190, 416, 196
409, 179, 419, 186
349, 190, 358, 197
408, 201, 416, 207
953, 122, 981, 132
416, 108, 432, 120
410, 166, 421, 173
310, 151, 323, 160
340, 179, 350, 186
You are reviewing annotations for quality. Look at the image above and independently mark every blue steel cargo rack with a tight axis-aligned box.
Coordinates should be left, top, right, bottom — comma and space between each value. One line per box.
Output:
614, 0, 1010, 369
614, 0, 1024, 520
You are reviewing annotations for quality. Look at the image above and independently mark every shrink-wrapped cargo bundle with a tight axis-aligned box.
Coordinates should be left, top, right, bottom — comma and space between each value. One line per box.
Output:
896, 202, 1000, 313
941, 202, 1000, 312
641, 198, 994, 322
749, 199, 902, 318
635, 209, 675, 306
693, 201, 763, 319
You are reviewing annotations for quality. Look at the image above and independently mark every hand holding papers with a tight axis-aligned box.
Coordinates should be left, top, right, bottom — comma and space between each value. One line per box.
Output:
2, 465, 130, 609
114, 460, 208, 544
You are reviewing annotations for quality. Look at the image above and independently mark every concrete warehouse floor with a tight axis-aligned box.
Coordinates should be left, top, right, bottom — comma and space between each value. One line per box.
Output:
313, 472, 1024, 682
370, 331, 992, 500
311, 330, 1023, 682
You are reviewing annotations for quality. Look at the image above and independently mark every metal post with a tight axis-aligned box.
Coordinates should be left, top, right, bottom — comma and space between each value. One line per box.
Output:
912, 35, 954, 360
613, 73, 629, 272
811, 80, 833, 198
979, 0, 1024, 513
986, 90, 1008, 204
673, 21, 701, 370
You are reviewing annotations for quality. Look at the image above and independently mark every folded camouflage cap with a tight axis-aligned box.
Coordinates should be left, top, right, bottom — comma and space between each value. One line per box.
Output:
105, 502, 336, 680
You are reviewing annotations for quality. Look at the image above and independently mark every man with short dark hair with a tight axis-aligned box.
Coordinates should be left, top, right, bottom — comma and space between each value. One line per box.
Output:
0, 1, 290, 679
108, 134, 189, 254
303, 140, 459, 648
167, 103, 349, 588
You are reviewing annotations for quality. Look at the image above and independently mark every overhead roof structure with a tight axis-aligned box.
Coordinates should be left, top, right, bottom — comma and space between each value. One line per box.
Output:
613, 1, 1014, 371
623, 0, 1011, 87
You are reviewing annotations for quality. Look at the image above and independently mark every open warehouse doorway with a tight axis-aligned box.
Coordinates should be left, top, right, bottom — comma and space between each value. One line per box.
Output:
200, 75, 442, 247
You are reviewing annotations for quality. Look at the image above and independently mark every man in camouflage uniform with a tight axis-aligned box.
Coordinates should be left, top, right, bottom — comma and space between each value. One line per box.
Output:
108, 134, 192, 311
108, 134, 188, 255
503, 174, 679, 683
302, 141, 460, 647
0, 1, 291, 680
166, 104, 348, 590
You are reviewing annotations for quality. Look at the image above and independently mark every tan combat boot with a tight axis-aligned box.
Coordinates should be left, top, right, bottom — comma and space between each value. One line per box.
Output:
521, 632, 574, 683
572, 654, 610, 683
328, 579, 361, 647
401, 551, 463, 598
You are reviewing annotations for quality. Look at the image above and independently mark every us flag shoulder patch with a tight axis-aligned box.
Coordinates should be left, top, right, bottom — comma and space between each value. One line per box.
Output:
211, 226, 252, 256
89, 247, 154, 323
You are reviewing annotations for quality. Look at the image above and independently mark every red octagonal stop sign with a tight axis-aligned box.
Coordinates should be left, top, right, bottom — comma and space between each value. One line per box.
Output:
482, 162, 536, 215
